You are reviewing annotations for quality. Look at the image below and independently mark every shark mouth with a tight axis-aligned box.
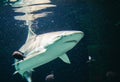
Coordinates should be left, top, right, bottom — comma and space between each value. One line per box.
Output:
64, 40, 78, 43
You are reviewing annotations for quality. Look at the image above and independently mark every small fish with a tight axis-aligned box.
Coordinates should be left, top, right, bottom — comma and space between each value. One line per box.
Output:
86, 56, 95, 63
12, 51, 25, 60
45, 72, 55, 81
10, 0, 17, 2
106, 71, 116, 78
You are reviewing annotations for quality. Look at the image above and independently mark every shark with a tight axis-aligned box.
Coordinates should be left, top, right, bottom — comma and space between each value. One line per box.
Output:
13, 27, 84, 82
11, 0, 84, 82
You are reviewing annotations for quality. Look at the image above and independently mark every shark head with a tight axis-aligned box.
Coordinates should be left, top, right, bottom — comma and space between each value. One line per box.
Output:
13, 30, 84, 82
40, 31, 84, 53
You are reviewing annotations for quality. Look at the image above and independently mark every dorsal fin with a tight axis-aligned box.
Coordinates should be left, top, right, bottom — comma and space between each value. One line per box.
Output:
25, 26, 36, 43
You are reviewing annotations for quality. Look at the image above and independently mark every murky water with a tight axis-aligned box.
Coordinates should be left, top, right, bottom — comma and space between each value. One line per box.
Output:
0, 0, 120, 82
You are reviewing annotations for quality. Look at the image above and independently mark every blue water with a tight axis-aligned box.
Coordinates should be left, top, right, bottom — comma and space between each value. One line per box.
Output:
0, 0, 120, 82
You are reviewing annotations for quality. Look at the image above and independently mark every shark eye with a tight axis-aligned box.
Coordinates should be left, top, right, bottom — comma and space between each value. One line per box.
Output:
12, 51, 25, 60
54, 36, 61, 40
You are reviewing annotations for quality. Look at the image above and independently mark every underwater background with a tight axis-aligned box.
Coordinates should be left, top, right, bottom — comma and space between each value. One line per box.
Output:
0, 0, 120, 82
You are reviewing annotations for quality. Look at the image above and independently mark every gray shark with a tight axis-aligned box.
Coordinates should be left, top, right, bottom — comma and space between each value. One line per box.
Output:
13, 28, 84, 82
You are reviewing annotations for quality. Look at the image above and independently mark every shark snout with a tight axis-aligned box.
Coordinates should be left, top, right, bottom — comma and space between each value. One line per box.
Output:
62, 31, 84, 44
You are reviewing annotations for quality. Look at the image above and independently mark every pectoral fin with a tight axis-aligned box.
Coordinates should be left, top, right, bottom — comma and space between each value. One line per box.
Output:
23, 71, 32, 82
59, 54, 71, 64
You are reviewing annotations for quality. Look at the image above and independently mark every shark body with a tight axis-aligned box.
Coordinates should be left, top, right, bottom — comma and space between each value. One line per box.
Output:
13, 28, 84, 82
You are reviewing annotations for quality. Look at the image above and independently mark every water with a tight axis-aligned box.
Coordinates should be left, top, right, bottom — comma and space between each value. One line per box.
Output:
0, 0, 120, 82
